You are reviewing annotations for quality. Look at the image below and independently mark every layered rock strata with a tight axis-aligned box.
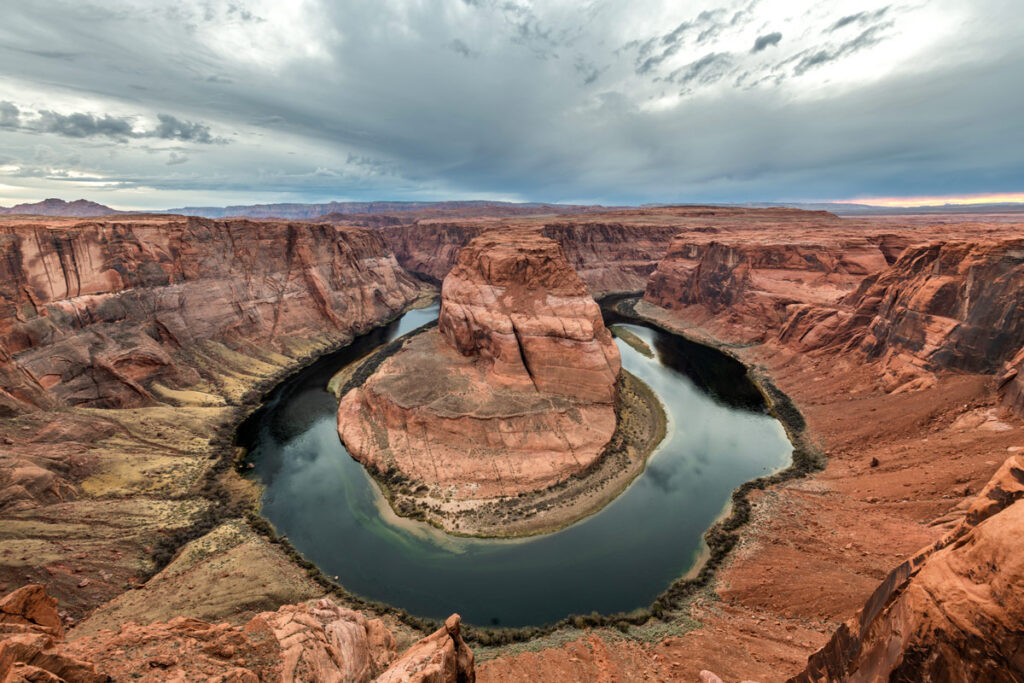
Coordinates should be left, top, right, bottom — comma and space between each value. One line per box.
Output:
0, 215, 424, 623
645, 231, 1024, 393
791, 454, 1024, 681
381, 219, 680, 296
338, 232, 621, 504
644, 234, 892, 345
0, 585, 474, 683
0, 216, 420, 413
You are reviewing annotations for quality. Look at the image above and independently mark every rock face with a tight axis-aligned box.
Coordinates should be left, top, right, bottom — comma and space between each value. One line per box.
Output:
381, 223, 487, 284
0, 217, 421, 413
0, 585, 474, 683
438, 233, 620, 402
791, 455, 1024, 682
832, 239, 1024, 390
644, 234, 891, 345
999, 346, 1024, 417
338, 232, 621, 499
645, 232, 1024, 393
540, 222, 681, 297
381, 219, 680, 296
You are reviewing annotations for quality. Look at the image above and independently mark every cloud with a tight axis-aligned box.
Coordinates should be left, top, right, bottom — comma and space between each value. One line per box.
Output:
152, 114, 217, 143
794, 23, 892, 74
671, 52, 733, 88
0, 101, 19, 128
448, 39, 477, 58
831, 6, 890, 32
36, 111, 135, 139
752, 32, 782, 53
0, 105, 222, 144
0, 0, 1020, 209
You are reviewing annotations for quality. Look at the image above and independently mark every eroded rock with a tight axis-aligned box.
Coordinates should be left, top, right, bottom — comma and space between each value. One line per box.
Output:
338, 232, 621, 503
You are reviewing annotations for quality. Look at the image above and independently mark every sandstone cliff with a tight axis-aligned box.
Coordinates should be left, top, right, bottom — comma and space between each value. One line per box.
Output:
644, 233, 891, 345
791, 454, 1024, 681
540, 222, 681, 297
0, 215, 424, 628
0, 585, 474, 683
999, 346, 1024, 417
828, 239, 1024, 391
0, 217, 420, 413
338, 232, 621, 505
644, 230, 1024, 394
381, 219, 679, 296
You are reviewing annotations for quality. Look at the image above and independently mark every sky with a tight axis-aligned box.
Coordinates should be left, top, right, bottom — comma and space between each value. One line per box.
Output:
0, 0, 1022, 210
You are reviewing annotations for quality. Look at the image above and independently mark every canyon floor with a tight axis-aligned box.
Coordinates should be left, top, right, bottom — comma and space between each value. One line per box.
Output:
1, 207, 1021, 681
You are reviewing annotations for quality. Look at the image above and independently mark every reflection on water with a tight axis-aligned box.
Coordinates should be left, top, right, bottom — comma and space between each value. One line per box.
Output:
242, 303, 791, 627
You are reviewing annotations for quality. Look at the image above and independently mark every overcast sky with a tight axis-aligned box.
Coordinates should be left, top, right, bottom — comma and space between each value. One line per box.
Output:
1, 0, 1022, 209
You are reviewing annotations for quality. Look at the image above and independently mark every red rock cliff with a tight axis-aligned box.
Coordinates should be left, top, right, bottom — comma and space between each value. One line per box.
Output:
338, 232, 621, 500
0, 585, 475, 683
438, 232, 620, 403
382, 219, 680, 297
790, 454, 1024, 682
644, 233, 891, 344
0, 217, 421, 412
828, 239, 1024, 390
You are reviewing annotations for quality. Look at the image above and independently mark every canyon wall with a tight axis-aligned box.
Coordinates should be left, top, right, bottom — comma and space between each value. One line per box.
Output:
0, 215, 425, 627
829, 239, 1024, 390
644, 234, 891, 345
540, 222, 681, 296
0, 217, 421, 413
382, 219, 680, 296
645, 231, 1024, 393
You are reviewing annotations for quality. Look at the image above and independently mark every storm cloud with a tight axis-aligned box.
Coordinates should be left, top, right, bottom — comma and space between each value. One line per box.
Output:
0, 0, 1021, 209
752, 32, 782, 53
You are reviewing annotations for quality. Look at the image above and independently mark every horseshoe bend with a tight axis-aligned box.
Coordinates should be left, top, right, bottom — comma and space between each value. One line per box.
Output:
0, 204, 1021, 681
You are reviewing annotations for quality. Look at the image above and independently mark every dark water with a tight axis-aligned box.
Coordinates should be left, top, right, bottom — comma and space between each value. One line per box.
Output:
241, 303, 791, 627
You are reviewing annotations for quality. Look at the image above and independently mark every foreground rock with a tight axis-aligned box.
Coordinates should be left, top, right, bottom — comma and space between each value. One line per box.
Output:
0, 585, 474, 682
338, 232, 625, 530
791, 454, 1024, 681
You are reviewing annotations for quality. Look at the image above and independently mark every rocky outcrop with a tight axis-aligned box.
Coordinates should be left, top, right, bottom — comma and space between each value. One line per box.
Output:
645, 234, 890, 344
791, 454, 1024, 682
833, 239, 1024, 390
338, 232, 621, 502
438, 233, 620, 402
0, 585, 474, 683
998, 346, 1024, 417
377, 615, 475, 683
0, 217, 421, 413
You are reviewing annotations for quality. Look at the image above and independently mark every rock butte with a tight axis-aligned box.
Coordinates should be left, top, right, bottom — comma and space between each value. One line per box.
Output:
0, 206, 1023, 681
338, 232, 622, 500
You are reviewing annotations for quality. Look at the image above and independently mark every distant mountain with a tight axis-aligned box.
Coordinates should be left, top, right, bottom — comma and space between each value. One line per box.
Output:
162, 200, 605, 220
714, 200, 1024, 215
0, 198, 120, 217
